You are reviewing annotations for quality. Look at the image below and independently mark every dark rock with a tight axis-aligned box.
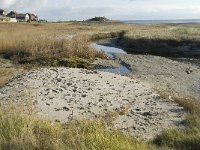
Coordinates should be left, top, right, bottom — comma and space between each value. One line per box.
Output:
63, 107, 70, 111
82, 94, 87, 98
46, 102, 50, 106
55, 108, 62, 111
142, 112, 152, 116
56, 78, 62, 82
52, 90, 58, 93
67, 83, 73, 86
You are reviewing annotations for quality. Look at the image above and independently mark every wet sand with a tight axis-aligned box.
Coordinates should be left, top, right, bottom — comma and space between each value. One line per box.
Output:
113, 53, 200, 100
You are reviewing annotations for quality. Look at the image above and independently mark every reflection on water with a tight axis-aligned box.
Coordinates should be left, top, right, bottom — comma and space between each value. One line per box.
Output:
91, 42, 200, 75
91, 43, 127, 58
91, 43, 130, 75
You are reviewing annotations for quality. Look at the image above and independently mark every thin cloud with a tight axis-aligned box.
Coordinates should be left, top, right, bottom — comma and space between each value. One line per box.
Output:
0, 0, 200, 20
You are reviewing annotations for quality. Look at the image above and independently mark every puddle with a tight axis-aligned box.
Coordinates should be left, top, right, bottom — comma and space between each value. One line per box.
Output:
91, 43, 127, 58
91, 43, 130, 75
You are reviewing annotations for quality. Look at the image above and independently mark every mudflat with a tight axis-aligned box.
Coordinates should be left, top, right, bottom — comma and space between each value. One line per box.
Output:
113, 53, 200, 100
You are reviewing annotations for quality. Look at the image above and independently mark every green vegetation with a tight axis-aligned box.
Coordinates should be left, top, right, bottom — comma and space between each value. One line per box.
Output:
154, 115, 200, 150
87, 16, 110, 22
19, 57, 91, 69
0, 107, 155, 150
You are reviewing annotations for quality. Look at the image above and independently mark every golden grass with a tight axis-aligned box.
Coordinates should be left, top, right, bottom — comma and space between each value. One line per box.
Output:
124, 25, 200, 41
157, 90, 200, 116
0, 23, 128, 67
120, 24, 200, 57
0, 34, 106, 61
173, 97, 200, 116
4, 23, 199, 64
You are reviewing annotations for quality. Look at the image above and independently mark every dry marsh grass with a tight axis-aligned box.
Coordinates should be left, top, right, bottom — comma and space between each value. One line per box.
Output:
173, 97, 200, 116
155, 90, 200, 150
157, 90, 200, 116
0, 33, 106, 65
120, 24, 200, 57
124, 25, 200, 41
0, 23, 127, 67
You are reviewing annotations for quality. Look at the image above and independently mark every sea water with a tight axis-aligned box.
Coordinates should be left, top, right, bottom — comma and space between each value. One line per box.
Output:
122, 19, 200, 24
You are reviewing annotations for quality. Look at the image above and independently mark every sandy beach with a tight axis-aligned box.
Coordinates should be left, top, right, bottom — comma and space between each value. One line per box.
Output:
0, 67, 184, 139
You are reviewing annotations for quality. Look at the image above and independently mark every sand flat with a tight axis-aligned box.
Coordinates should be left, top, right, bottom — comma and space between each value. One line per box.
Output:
0, 67, 184, 139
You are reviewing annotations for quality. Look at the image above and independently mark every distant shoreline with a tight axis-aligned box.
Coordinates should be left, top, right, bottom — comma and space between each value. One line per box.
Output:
122, 19, 200, 24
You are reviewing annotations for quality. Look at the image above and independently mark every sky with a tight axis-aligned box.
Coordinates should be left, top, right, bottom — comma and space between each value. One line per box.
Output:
0, 0, 200, 21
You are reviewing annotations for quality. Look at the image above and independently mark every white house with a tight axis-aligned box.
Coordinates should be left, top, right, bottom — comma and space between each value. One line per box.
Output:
10, 18, 17, 22
25, 14, 30, 22
7, 11, 27, 22
0, 15, 10, 22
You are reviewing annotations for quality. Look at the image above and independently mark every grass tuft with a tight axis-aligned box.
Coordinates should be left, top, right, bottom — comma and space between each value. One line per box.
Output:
157, 90, 200, 116
153, 114, 200, 150
155, 90, 200, 150
63, 119, 155, 150
0, 107, 155, 150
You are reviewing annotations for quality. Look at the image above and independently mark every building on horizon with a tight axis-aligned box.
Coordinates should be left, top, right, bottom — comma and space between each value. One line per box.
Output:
0, 9, 38, 22
0, 9, 7, 16
7, 11, 38, 22
0, 9, 10, 22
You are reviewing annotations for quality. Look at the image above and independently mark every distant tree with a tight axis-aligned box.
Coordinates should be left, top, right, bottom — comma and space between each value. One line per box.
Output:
38, 19, 48, 23
87, 16, 110, 22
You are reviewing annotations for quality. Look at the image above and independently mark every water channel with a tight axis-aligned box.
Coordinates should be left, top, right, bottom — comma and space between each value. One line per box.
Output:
91, 40, 200, 75
91, 43, 130, 76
